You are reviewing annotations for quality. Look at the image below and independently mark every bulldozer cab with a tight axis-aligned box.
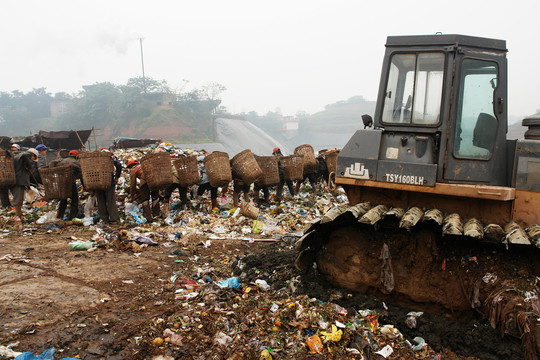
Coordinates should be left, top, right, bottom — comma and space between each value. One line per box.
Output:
340, 34, 509, 186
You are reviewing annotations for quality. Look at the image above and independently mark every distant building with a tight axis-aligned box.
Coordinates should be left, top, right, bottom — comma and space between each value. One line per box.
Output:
280, 116, 299, 139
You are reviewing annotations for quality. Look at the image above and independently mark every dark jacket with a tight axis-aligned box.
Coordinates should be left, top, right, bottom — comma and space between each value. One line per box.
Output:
113, 157, 122, 186
14, 151, 35, 187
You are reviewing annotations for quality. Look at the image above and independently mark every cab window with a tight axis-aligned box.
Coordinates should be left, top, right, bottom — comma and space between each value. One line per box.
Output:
382, 52, 444, 125
453, 59, 498, 159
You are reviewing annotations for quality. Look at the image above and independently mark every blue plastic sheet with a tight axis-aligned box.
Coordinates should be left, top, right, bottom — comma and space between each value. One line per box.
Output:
15, 347, 78, 360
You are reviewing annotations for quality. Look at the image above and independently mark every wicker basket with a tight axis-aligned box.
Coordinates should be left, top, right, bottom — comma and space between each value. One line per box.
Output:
295, 144, 318, 174
39, 165, 73, 200
241, 202, 259, 220
140, 152, 174, 190
80, 151, 114, 191
203, 152, 232, 188
324, 149, 340, 173
280, 155, 304, 181
0, 150, 16, 188
255, 156, 279, 186
173, 155, 200, 187
231, 150, 263, 185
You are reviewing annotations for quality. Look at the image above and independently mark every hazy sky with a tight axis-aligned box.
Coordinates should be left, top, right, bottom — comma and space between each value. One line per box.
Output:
1, 0, 539, 119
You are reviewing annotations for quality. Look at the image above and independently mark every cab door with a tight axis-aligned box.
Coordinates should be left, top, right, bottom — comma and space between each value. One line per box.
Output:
443, 52, 508, 185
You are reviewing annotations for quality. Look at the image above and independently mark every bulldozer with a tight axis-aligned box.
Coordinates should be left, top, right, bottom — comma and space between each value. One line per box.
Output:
297, 34, 540, 356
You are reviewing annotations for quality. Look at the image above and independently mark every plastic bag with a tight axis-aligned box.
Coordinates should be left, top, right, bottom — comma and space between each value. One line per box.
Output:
25, 186, 40, 204
15, 347, 79, 360
405, 311, 423, 329
306, 332, 323, 354
68, 240, 96, 250
320, 325, 343, 342
36, 211, 57, 224
255, 279, 270, 291
84, 195, 97, 217
218, 277, 241, 289
252, 220, 263, 234
124, 202, 139, 215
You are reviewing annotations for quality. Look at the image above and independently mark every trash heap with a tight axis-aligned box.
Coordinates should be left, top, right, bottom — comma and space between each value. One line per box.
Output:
0, 143, 509, 359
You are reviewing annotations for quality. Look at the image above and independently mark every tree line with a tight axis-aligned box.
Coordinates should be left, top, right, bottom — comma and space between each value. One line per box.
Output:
0, 77, 226, 139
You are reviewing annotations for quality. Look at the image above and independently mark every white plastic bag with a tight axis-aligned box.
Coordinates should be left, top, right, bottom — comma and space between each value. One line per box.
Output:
25, 186, 40, 204
84, 195, 97, 217
36, 211, 57, 224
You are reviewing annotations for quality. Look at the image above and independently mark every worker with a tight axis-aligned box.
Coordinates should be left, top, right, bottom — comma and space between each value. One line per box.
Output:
231, 158, 250, 207
11, 148, 39, 222
0, 149, 16, 209
196, 155, 218, 210
35, 144, 48, 168
273, 147, 295, 203
33, 144, 48, 184
95, 151, 122, 225
253, 182, 269, 205
162, 155, 190, 211
9, 144, 20, 152
128, 159, 161, 222
232, 177, 250, 208
54, 150, 83, 220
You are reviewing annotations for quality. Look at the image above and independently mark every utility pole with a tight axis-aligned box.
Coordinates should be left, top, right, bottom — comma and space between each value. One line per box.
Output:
139, 37, 146, 93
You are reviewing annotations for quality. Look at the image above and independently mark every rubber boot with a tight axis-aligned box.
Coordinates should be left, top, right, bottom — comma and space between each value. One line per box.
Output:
233, 193, 239, 207
211, 197, 218, 210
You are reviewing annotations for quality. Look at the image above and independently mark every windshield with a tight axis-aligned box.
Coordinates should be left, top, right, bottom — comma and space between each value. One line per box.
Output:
382, 52, 444, 125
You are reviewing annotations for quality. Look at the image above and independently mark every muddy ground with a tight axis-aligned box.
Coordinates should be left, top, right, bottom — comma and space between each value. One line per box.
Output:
0, 214, 529, 360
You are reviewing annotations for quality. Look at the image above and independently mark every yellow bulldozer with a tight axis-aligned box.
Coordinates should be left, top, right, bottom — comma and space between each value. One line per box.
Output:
297, 34, 540, 358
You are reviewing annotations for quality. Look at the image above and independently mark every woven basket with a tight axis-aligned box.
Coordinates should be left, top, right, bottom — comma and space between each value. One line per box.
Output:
80, 151, 114, 191
39, 165, 73, 200
231, 150, 263, 185
204, 152, 232, 188
255, 156, 279, 186
0, 150, 16, 188
241, 202, 259, 220
280, 155, 304, 181
140, 152, 174, 190
324, 149, 340, 173
173, 155, 200, 187
295, 144, 318, 174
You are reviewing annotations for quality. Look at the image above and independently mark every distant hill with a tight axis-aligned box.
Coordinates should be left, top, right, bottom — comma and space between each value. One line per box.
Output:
284, 98, 376, 151
508, 120, 526, 139
308, 99, 376, 133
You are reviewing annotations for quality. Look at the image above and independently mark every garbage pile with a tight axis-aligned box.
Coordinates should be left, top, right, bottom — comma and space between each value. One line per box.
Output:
0, 143, 500, 359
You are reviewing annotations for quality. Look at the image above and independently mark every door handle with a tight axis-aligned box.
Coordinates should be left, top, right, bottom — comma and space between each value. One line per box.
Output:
496, 97, 504, 114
